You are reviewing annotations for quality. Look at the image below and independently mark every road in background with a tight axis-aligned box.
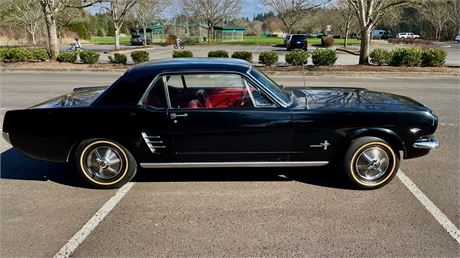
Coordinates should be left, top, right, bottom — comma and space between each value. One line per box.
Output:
1, 71, 459, 256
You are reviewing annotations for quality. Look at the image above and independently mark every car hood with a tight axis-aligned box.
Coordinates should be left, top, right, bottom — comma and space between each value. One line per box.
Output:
290, 87, 430, 111
30, 86, 107, 109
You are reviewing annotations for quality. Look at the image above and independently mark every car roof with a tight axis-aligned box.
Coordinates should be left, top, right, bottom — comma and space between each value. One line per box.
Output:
130, 58, 252, 74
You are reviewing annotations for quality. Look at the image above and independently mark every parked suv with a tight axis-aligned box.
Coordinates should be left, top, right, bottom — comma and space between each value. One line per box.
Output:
396, 32, 420, 39
287, 34, 308, 51
130, 34, 152, 45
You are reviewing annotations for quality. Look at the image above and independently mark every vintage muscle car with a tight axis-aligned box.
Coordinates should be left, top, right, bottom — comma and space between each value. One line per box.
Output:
2, 58, 439, 189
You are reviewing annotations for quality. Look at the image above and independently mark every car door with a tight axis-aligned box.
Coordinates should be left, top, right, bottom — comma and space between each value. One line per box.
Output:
164, 72, 292, 162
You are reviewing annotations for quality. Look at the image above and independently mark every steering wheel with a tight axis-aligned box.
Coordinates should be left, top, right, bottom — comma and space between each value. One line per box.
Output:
237, 87, 249, 106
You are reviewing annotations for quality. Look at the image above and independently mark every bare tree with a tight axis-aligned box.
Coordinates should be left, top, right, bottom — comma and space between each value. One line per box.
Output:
346, 0, 413, 64
128, 0, 170, 46
336, 0, 356, 47
420, 0, 456, 41
4, 0, 43, 45
260, 0, 332, 33
40, 0, 102, 59
99, 0, 137, 50
181, 0, 242, 42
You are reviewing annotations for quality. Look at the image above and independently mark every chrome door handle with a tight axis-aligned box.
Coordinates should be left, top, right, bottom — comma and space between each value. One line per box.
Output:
170, 113, 188, 119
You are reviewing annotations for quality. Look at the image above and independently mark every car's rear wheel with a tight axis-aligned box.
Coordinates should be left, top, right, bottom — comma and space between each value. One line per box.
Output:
344, 137, 399, 189
76, 139, 136, 189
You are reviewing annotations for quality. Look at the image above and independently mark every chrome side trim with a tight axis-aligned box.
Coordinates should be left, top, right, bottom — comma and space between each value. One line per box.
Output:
2, 132, 11, 145
413, 138, 440, 149
141, 132, 165, 153
140, 161, 329, 169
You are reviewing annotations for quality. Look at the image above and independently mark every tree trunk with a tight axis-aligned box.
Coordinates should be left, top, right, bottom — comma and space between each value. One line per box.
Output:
31, 31, 36, 46
344, 21, 350, 48
207, 27, 211, 43
359, 28, 371, 65
44, 12, 59, 60
114, 26, 120, 50
143, 26, 147, 47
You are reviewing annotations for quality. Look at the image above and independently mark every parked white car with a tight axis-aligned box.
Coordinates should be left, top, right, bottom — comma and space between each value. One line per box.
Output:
396, 32, 420, 39
455, 34, 460, 43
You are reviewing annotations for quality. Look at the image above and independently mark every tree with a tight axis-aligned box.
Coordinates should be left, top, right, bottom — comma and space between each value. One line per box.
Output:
99, 0, 137, 50
128, 0, 170, 46
346, 0, 413, 64
260, 0, 332, 33
4, 0, 43, 46
40, 0, 102, 60
336, 0, 356, 48
419, 0, 456, 41
180, 0, 242, 42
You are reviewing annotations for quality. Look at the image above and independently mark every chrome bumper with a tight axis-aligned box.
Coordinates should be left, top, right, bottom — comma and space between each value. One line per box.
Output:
412, 137, 440, 149
2, 132, 11, 145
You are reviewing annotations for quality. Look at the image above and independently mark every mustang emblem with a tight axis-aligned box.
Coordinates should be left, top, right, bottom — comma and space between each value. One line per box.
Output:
310, 140, 330, 150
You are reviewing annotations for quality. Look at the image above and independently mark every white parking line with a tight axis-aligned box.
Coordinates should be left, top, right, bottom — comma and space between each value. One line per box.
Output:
397, 170, 460, 245
53, 182, 135, 258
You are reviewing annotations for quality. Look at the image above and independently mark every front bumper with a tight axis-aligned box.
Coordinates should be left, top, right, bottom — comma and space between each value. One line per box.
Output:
2, 132, 11, 145
412, 137, 440, 149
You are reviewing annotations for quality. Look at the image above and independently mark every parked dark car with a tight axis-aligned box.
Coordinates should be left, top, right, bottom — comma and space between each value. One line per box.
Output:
287, 34, 308, 51
2, 58, 439, 189
130, 34, 151, 45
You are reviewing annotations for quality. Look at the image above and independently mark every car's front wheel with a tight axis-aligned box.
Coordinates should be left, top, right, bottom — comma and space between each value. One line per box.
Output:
344, 137, 400, 189
76, 139, 137, 189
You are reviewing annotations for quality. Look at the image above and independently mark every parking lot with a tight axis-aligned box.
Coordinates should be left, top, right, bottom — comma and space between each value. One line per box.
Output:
0, 71, 459, 256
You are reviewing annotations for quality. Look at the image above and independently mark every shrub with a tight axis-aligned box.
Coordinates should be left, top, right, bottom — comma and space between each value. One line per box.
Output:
131, 50, 149, 63
259, 51, 279, 66
0, 48, 9, 62
321, 36, 335, 47
231, 51, 252, 62
312, 48, 337, 66
421, 48, 446, 67
79, 50, 100, 64
182, 35, 200, 45
56, 52, 78, 63
108, 53, 127, 64
369, 48, 392, 65
390, 48, 422, 67
165, 35, 177, 45
208, 50, 229, 58
172, 50, 193, 58
31, 49, 49, 61
285, 49, 309, 66
3, 48, 32, 62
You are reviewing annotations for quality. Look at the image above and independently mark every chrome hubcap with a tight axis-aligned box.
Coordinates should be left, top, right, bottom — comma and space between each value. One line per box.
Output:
355, 146, 390, 181
86, 146, 123, 180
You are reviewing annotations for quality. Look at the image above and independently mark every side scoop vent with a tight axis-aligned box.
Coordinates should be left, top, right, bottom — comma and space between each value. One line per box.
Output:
141, 132, 166, 153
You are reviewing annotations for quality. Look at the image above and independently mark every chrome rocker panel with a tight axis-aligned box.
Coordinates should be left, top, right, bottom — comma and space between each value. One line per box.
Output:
140, 161, 329, 169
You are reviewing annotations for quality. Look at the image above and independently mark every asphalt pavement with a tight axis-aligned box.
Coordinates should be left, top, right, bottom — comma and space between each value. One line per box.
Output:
0, 71, 459, 257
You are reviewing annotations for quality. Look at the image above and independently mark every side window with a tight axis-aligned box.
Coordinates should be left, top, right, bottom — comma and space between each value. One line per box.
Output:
166, 73, 254, 109
141, 77, 167, 108
245, 80, 277, 108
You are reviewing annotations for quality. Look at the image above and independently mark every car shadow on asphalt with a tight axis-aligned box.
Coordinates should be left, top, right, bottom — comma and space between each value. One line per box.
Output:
1, 148, 351, 190
0, 148, 82, 187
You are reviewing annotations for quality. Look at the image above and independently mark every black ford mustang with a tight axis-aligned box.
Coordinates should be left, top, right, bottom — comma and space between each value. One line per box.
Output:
2, 58, 439, 189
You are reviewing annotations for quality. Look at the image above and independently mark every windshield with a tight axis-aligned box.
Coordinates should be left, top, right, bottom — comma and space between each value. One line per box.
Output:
291, 35, 306, 41
249, 68, 291, 104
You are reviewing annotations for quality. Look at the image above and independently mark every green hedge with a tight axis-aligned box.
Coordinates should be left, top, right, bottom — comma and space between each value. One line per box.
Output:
79, 50, 100, 64
312, 48, 337, 66
182, 36, 200, 44
259, 51, 279, 66
3, 48, 32, 62
108, 53, 128, 64
390, 48, 422, 67
56, 52, 78, 63
131, 50, 149, 63
369, 48, 392, 66
32, 49, 49, 61
421, 48, 446, 67
285, 49, 309, 66
208, 50, 229, 58
231, 51, 252, 62
172, 50, 193, 58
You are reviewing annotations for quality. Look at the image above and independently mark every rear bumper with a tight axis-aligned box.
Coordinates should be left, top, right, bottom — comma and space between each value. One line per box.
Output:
412, 137, 440, 149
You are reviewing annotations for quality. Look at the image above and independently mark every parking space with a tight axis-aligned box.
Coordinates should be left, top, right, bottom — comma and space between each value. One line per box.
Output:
1, 71, 459, 256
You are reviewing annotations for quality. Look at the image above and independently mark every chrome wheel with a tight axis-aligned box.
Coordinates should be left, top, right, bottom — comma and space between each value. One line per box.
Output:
355, 146, 389, 181
85, 146, 124, 180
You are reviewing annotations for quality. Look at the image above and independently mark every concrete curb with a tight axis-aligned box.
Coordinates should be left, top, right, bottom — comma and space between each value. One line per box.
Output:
1, 67, 459, 77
